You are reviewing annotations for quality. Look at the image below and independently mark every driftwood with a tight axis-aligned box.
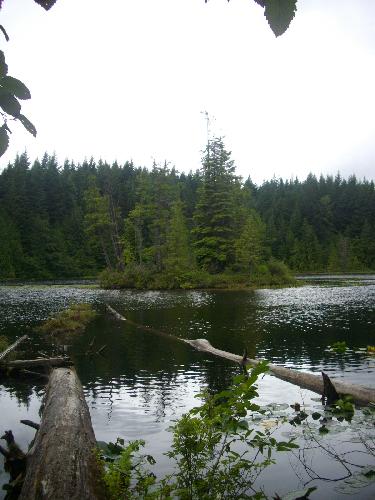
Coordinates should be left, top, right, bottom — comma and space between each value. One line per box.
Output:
0, 335, 28, 361
106, 304, 126, 321
19, 367, 105, 500
3, 357, 72, 369
185, 339, 375, 406
106, 304, 375, 406
106, 304, 181, 343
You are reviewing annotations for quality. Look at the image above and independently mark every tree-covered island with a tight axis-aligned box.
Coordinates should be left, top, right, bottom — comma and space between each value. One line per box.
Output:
0, 137, 374, 288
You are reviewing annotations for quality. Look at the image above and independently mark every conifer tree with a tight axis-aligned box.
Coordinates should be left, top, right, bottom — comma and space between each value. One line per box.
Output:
193, 137, 238, 273
234, 210, 265, 272
84, 181, 121, 270
164, 199, 192, 279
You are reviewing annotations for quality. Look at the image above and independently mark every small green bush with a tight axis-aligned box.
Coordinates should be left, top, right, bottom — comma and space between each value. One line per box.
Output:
99, 265, 156, 289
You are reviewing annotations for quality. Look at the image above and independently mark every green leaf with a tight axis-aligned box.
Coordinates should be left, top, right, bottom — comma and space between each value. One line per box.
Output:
0, 51, 8, 78
0, 93, 21, 117
34, 0, 58, 11
96, 440, 110, 451
18, 114, 37, 137
0, 76, 31, 100
0, 125, 9, 157
263, 0, 297, 37
146, 454, 156, 465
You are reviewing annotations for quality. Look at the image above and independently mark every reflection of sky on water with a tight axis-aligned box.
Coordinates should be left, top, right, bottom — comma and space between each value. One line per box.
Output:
1, 278, 375, 498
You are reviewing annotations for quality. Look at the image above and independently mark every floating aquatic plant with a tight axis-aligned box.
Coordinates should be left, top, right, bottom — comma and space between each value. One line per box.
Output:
37, 303, 97, 337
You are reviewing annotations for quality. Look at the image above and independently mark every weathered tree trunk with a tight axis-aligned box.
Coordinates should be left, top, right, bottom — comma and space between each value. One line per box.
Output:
185, 339, 375, 406
19, 368, 105, 500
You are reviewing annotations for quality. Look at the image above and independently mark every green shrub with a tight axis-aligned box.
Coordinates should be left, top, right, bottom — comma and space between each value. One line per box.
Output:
98, 269, 128, 289
99, 265, 157, 289
98, 362, 298, 499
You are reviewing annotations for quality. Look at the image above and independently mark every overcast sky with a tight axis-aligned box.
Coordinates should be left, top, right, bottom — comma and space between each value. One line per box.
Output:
1, 0, 375, 184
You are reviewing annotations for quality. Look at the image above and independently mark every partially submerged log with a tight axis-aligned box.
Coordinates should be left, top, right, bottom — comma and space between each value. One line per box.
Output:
3, 356, 72, 369
106, 304, 180, 343
19, 367, 105, 500
106, 304, 126, 321
185, 339, 375, 406
105, 305, 375, 405
0, 335, 28, 361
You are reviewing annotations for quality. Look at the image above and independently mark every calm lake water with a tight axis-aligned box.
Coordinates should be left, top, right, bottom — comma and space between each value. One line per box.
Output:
1, 276, 375, 498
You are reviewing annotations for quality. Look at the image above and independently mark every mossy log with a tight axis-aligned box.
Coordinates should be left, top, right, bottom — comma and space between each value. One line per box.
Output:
19, 367, 105, 500
185, 339, 375, 406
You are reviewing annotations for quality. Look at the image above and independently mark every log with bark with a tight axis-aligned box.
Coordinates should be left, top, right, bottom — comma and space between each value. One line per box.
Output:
19, 367, 105, 500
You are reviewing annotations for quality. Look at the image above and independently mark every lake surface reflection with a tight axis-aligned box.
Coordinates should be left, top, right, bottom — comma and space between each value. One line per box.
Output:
1, 277, 375, 498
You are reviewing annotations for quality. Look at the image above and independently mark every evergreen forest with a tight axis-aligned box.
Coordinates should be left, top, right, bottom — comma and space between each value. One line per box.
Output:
0, 138, 374, 287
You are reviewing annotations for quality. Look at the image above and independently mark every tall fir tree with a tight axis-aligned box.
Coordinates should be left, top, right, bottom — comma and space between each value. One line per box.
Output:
234, 210, 265, 272
164, 199, 192, 283
193, 137, 238, 273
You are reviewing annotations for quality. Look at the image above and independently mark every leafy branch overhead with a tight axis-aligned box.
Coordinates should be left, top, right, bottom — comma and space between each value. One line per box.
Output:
210, 0, 298, 37
0, 0, 58, 158
0, 49, 36, 157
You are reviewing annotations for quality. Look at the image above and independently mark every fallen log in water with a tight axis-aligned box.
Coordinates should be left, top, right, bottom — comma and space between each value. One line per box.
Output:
2, 357, 72, 369
185, 339, 375, 406
106, 304, 375, 406
19, 367, 105, 500
0, 335, 28, 361
106, 304, 126, 321
106, 304, 181, 342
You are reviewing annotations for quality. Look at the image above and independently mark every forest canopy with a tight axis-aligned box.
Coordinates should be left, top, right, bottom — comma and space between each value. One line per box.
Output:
0, 141, 374, 284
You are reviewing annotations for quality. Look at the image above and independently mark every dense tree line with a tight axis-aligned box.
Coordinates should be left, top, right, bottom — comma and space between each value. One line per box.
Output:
0, 140, 374, 284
